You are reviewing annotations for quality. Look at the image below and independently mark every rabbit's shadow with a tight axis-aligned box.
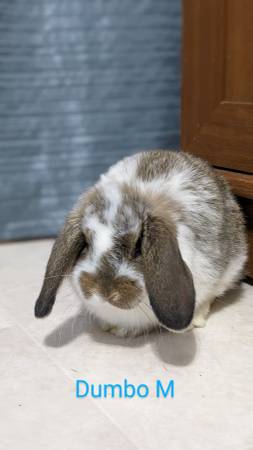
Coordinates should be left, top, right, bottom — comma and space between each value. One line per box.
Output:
44, 283, 244, 367
44, 310, 197, 366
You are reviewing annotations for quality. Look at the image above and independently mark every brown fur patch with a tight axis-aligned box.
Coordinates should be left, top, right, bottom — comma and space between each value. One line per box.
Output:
79, 271, 142, 309
81, 187, 107, 223
136, 150, 214, 182
137, 150, 179, 181
79, 272, 98, 298
109, 277, 142, 309
120, 182, 182, 226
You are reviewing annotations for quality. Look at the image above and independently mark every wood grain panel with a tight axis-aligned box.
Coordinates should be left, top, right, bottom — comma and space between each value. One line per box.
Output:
181, 0, 253, 174
182, 0, 253, 278
215, 169, 253, 199
214, 170, 253, 276
181, 0, 225, 147
225, 0, 253, 101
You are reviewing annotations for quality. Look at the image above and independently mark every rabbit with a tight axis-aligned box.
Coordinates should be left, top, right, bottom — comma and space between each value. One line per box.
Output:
34, 150, 248, 337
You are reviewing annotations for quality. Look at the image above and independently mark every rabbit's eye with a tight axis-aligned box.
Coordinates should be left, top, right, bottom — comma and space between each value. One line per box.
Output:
79, 245, 88, 258
133, 228, 143, 258
77, 235, 88, 260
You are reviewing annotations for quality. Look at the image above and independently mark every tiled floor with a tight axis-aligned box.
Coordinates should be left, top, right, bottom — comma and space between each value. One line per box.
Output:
0, 239, 252, 450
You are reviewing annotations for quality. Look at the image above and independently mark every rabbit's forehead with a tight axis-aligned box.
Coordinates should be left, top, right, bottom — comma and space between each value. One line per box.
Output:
85, 214, 114, 258
80, 187, 141, 275
82, 184, 122, 241
82, 183, 140, 236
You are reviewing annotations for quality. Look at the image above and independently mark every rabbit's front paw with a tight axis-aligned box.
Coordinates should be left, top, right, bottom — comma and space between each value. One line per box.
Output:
192, 301, 211, 328
109, 326, 129, 338
97, 321, 129, 337
192, 315, 207, 328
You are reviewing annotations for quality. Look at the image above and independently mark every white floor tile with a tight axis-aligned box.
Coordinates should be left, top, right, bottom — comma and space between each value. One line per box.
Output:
0, 239, 252, 450
0, 325, 137, 450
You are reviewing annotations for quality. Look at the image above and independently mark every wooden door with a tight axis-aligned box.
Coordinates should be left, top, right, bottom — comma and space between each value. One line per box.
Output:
181, 0, 253, 277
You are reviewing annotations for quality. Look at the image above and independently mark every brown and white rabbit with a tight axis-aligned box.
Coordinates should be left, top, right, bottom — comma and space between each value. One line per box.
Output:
35, 150, 247, 336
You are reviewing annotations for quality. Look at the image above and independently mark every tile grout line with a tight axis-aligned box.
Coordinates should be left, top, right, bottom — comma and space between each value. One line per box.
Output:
13, 318, 141, 450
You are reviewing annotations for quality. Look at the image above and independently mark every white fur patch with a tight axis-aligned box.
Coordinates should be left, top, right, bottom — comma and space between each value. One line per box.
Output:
81, 214, 113, 273
102, 154, 138, 185
117, 261, 145, 288
78, 290, 158, 332
177, 222, 218, 309
85, 215, 113, 257
216, 252, 247, 297
102, 181, 122, 224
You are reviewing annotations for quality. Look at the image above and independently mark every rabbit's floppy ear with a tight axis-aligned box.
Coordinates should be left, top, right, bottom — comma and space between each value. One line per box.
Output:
142, 215, 195, 331
34, 207, 86, 318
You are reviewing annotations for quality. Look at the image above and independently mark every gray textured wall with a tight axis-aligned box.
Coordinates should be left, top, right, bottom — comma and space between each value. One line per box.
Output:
0, 0, 181, 240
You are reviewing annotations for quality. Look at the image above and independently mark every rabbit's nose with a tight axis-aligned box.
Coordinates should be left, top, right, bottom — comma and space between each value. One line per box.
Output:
108, 291, 121, 304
